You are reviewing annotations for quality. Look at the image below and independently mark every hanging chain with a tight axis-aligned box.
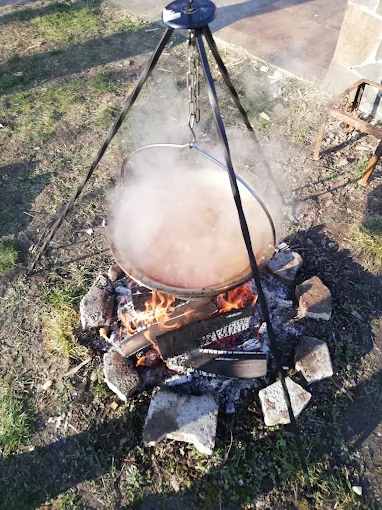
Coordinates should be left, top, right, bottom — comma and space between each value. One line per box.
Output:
187, 30, 201, 138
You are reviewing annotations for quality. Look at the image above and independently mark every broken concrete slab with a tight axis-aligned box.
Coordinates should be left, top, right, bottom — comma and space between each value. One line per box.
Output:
143, 388, 218, 455
259, 378, 311, 427
267, 249, 303, 283
103, 350, 141, 401
80, 285, 114, 330
295, 336, 333, 384
80, 285, 115, 330
295, 276, 332, 320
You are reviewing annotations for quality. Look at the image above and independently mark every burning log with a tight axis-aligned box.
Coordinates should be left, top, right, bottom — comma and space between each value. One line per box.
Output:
120, 300, 217, 357
167, 349, 267, 379
156, 306, 253, 360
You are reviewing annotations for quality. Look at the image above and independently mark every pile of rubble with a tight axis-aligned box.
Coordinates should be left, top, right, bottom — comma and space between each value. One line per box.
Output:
80, 244, 334, 454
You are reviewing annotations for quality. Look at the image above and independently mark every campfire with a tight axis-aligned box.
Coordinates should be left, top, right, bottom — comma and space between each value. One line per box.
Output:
104, 274, 267, 379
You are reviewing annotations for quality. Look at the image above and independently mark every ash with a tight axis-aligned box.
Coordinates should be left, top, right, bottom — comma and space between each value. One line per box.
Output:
164, 372, 263, 414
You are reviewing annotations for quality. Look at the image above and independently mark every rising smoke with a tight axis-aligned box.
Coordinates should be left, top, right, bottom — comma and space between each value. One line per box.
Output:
109, 65, 283, 292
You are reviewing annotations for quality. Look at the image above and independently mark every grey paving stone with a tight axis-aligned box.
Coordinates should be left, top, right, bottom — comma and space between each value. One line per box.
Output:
295, 336, 333, 384
80, 285, 115, 330
259, 378, 311, 426
267, 249, 303, 283
103, 350, 141, 401
295, 276, 332, 320
143, 388, 218, 455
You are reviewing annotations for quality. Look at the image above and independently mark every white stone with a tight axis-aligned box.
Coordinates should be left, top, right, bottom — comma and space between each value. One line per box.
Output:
143, 388, 218, 455
259, 112, 270, 121
103, 350, 141, 401
296, 276, 332, 320
267, 249, 303, 283
352, 486, 363, 496
295, 337, 333, 384
259, 378, 311, 427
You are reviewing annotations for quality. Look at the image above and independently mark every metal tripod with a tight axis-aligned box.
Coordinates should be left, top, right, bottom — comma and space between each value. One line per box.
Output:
30, 0, 277, 271
30, 0, 310, 486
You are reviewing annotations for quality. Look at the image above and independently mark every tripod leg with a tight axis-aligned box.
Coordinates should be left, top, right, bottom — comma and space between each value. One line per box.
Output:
195, 29, 310, 488
202, 25, 284, 202
30, 28, 174, 271
202, 25, 254, 132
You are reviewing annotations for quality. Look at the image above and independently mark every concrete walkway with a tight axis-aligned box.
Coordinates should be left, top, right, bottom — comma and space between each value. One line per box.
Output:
114, 0, 348, 83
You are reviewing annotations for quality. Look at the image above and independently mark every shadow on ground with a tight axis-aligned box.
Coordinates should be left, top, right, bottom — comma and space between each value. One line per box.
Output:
0, 27, 165, 95
0, 161, 52, 237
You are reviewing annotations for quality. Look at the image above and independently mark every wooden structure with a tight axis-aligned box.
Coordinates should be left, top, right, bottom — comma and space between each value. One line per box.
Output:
314, 79, 382, 185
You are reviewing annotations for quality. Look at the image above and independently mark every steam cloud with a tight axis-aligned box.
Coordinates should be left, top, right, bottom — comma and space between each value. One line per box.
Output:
109, 67, 284, 292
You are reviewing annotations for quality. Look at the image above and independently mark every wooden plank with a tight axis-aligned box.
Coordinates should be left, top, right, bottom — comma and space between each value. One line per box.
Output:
120, 300, 217, 357
156, 307, 253, 360
167, 350, 267, 379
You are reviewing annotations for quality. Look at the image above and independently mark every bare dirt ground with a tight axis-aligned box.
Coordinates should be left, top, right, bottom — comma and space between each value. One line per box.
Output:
0, 1, 381, 509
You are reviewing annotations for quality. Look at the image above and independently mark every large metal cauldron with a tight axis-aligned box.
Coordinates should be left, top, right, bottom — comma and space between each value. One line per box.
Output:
108, 146, 276, 299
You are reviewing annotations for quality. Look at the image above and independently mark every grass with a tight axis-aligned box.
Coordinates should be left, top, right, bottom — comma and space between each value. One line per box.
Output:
89, 71, 119, 93
0, 386, 35, 455
32, 5, 102, 44
281, 79, 326, 144
348, 214, 382, 274
42, 280, 88, 356
351, 156, 369, 179
0, 239, 18, 270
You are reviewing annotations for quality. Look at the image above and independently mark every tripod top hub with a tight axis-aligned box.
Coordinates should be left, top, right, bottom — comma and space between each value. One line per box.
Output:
162, 0, 217, 29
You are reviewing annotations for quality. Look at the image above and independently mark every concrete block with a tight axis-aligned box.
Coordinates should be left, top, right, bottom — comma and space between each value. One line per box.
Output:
332, 5, 382, 68
296, 276, 332, 320
259, 378, 311, 427
267, 249, 303, 283
80, 285, 114, 330
103, 350, 141, 401
295, 336, 333, 384
143, 388, 218, 455
324, 60, 361, 96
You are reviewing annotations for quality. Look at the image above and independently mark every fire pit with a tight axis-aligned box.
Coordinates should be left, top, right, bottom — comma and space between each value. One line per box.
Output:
105, 272, 267, 380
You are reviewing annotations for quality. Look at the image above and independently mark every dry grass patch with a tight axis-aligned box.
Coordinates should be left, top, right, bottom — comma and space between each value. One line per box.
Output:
348, 214, 382, 275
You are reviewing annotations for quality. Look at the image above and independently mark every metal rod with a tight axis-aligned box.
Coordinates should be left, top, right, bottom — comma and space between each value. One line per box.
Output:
195, 28, 310, 487
30, 28, 174, 271
202, 25, 284, 204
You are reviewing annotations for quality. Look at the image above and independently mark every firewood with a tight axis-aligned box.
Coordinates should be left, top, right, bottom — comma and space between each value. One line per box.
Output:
167, 350, 267, 379
156, 306, 253, 360
120, 300, 217, 357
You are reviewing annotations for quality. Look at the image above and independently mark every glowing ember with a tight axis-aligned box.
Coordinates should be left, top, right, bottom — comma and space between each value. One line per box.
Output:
216, 283, 257, 313
136, 348, 160, 367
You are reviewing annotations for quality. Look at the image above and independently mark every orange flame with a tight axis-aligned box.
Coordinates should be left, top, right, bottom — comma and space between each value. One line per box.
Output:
217, 283, 258, 313
120, 291, 180, 367
120, 291, 176, 337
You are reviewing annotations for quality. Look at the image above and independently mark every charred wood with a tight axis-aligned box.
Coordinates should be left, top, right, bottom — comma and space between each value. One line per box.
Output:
156, 306, 253, 360
120, 300, 217, 357
167, 350, 267, 379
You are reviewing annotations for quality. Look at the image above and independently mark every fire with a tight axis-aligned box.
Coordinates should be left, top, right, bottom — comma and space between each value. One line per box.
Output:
118, 282, 257, 367
121, 290, 176, 340
216, 283, 257, 313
